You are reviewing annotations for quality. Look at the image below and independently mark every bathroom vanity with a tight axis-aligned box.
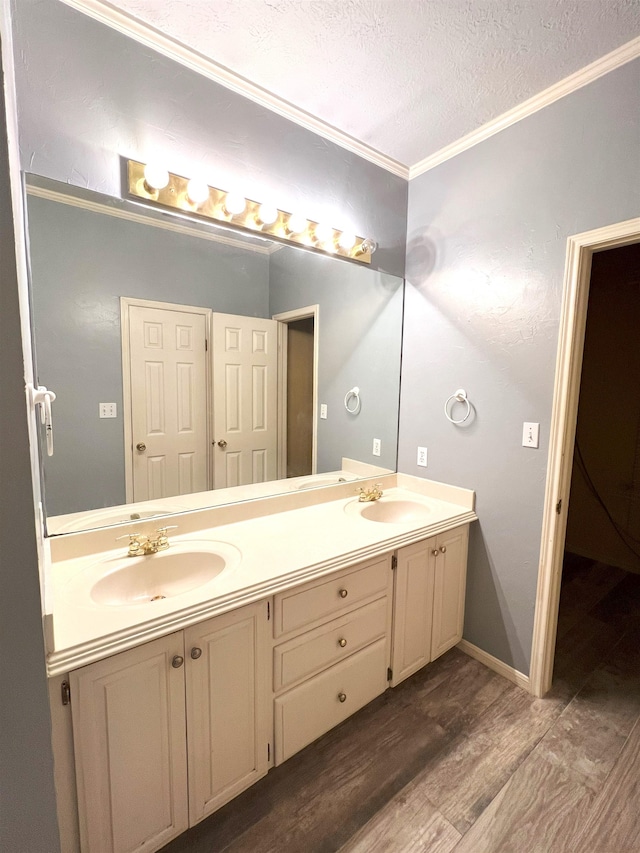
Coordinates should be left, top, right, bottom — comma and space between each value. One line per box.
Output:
45, 475, 475, 853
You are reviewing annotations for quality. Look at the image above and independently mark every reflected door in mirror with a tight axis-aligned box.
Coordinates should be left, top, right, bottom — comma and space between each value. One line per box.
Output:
212, 314, 278, 488
125, 301, 210, 501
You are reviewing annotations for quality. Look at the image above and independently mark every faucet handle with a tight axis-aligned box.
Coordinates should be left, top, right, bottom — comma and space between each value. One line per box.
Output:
116, 532, 146, 556
152, 525, 178, 551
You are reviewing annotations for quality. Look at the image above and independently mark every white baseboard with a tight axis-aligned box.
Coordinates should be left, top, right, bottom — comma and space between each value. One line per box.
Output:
457, 639, 531, 692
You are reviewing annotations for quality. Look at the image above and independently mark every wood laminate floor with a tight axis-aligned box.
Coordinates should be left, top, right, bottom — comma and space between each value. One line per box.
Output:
161, 553, 640, 853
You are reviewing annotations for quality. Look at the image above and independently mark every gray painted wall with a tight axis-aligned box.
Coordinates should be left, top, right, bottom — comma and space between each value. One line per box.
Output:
27, 192, 271, 515
269, 249, 403, 473
0, 50, 60, 853
12, 0, 408, 278
399, 58, 640, 674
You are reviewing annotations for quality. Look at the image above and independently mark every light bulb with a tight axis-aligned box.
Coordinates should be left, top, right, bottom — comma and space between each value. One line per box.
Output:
359, 237, 378, 255
315, 223, 334, 244
257, 204, 278, 226
223, 192, 246, 216
143, 163, 169, 192
338, 231, 356, 251
287, 213, 307, 235
186, 178, 210, 205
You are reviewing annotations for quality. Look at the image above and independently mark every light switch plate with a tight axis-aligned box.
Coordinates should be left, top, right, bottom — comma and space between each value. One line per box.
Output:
320, 403, 327, 419
522, 422, 539, 448
99, 403, 117, 419
372, 438, 381, 457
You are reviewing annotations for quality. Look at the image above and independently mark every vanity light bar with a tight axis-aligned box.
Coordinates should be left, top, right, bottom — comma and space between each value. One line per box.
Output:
126, 160, 376, 264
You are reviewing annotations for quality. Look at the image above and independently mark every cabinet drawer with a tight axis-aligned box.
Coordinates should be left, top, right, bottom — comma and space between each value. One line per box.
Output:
273, 555, 391, 638
274, 598, 388, 692
274, 638, 387, 764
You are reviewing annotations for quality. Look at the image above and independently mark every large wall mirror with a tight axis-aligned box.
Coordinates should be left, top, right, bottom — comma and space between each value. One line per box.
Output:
25, 174, 404, 536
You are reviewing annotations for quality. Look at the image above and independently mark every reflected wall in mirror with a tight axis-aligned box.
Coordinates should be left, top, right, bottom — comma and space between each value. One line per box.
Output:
25, 175, 404, 535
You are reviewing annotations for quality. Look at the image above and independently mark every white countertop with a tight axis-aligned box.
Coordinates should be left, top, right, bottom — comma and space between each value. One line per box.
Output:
46, 476, 476, 676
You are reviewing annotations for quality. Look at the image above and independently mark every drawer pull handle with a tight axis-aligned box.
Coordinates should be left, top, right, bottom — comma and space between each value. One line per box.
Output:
338, 588, 348, 599
338, 692, 347, 703
171, 655, 184, 669
338, 637, 347, 648
432, 549, 439, 557
190, 647, 202, 660
440, 545, 447, 554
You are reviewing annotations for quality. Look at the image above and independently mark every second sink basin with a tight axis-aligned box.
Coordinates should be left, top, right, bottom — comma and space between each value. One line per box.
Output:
345, 496, 433, 525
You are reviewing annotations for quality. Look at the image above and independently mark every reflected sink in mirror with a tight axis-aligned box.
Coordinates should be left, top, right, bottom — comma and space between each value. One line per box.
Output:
51, 504, 190, 535
345, 496, 433, 525
294, 473, 359, 490
64, 540, 241, 607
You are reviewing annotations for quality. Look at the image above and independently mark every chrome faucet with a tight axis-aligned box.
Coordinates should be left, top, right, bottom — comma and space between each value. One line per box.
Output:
118, 526, 177, 557
357, 483, 383, 502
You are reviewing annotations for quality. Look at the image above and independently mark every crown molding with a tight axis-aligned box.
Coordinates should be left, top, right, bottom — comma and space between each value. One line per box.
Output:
410, 35, 640, 179
60, 0, 409, 179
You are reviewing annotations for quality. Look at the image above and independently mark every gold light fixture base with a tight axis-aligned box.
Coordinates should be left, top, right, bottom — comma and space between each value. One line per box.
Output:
126, 160, 373, 264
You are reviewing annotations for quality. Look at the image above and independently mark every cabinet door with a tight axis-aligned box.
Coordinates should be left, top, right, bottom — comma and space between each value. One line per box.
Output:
70, 634, 188, 853
431, 525, 469, 659
390, 538, 436, 686
185, 601, 270, 825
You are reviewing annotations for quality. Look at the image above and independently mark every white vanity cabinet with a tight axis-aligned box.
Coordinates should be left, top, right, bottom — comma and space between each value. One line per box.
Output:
69, 601, 270, 853
390, 525, 469, 687
272, 553, 393, 765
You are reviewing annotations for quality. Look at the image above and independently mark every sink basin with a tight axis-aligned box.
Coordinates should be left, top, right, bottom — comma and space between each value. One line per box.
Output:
345, 497, 432, 525
65, 540, 241, 607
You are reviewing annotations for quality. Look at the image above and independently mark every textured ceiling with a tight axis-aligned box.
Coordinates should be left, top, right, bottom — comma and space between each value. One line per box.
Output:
104, 0, 640, 168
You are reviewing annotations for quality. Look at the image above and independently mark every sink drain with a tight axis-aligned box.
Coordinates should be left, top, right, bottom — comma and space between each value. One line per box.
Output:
150, 594, 167, 602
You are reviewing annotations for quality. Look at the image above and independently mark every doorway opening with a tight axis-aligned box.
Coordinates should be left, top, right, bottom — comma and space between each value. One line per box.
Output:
530, 217, 640, 697
273, 304, 319, 480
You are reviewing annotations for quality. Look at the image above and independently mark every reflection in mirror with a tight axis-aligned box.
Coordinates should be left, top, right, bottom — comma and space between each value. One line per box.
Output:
25, 175, 404, 536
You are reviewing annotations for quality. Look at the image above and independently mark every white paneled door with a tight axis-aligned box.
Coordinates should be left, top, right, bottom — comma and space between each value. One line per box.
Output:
124, 301, 210, 502
212, 313, 278, 489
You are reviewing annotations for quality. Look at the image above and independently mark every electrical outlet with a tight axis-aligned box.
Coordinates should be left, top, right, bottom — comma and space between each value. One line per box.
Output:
417, 446, 428, 467
522, 422, 539, 448
320, 403, 327, 419
372, 438, 381, 457
99, 402, 117, 419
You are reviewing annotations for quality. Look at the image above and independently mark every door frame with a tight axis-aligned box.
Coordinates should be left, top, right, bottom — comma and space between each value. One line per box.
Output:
272, 304, 319, 480
530, 217, 640, 697
120, 296, 212, 502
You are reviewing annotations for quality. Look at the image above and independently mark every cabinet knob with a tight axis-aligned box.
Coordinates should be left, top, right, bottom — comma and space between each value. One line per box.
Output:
136, 442, 146, 452
338, 637, 347, 648
440, 545, 447, 554
432, 549, 439, 557
338, 588, 348, 599
190, 647, 202, 660
171, 655, 184, 669
338, 692, 347, 703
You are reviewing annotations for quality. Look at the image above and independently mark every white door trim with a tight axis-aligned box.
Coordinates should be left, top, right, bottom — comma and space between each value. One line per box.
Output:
530, 217, 640, 698
121, 297, 212, 503
272, 304, 319, 478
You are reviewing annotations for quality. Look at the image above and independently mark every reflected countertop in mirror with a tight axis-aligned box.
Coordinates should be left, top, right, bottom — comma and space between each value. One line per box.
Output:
25, 174, 404, 536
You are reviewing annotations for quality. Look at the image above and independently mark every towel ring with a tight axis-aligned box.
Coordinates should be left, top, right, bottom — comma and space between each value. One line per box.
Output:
344, 386, 361, 414
444, 388, 471, 425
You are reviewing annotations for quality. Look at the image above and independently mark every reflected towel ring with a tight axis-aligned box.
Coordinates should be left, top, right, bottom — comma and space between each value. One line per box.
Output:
344, 386, 361, 414
444, 388, 471, 424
